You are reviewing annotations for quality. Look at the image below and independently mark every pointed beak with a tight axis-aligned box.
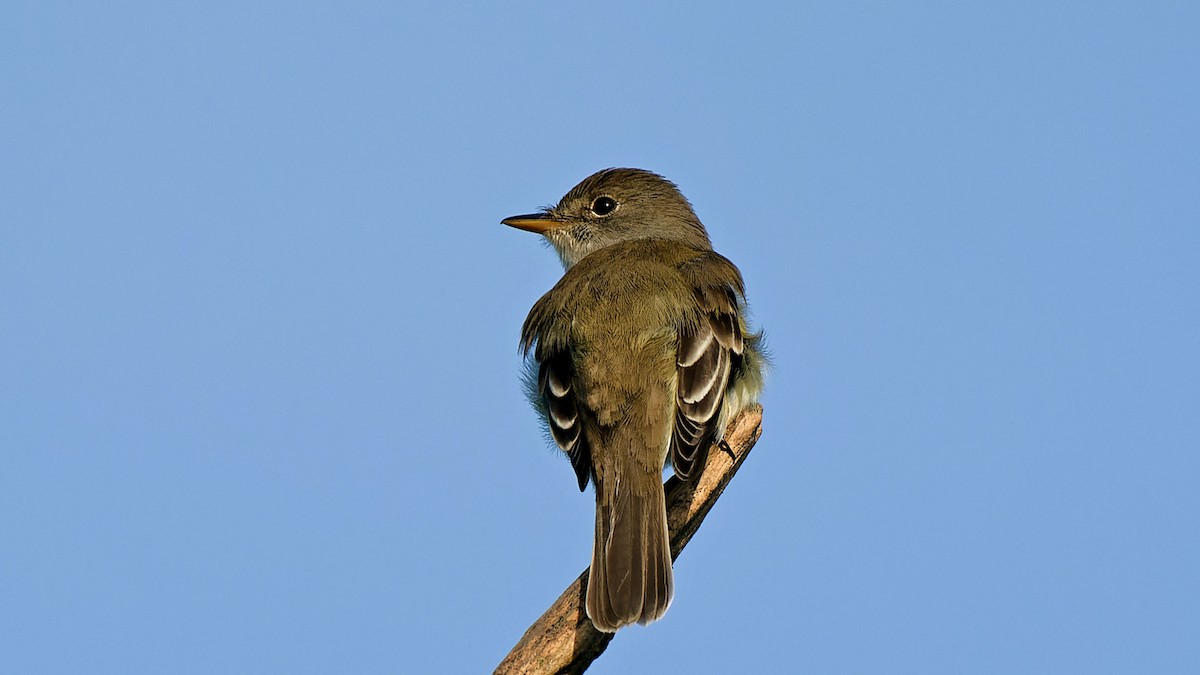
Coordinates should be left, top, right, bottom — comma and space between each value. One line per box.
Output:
502, 212, 566, 234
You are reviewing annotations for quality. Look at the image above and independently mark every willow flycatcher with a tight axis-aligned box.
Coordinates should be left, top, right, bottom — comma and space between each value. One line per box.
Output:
504, 168, 765, 632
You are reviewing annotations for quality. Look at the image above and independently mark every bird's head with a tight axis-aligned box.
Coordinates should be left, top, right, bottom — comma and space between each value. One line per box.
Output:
503, 168, 712, 269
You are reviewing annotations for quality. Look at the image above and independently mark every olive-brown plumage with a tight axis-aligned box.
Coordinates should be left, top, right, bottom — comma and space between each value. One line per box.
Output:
505, 168, 765, 632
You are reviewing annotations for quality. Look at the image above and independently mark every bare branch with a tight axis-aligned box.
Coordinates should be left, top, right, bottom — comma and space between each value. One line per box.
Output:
495, 406, 765, 674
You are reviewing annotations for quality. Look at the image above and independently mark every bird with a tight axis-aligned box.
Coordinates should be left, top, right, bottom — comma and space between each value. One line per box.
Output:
503, 168, 765, 632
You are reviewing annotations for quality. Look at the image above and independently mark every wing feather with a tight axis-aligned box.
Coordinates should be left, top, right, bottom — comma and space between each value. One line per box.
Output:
671, 263, 747, 480
538, 351, 591, 491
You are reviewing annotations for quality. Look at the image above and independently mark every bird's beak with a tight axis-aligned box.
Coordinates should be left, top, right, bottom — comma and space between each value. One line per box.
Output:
502, 212, 566, 234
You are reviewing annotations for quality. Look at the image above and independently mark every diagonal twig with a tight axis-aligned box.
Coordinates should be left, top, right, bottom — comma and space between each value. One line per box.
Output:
495, 406, 765, 674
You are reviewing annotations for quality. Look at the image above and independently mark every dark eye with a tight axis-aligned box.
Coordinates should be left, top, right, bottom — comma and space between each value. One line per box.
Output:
590, 196, 618, 216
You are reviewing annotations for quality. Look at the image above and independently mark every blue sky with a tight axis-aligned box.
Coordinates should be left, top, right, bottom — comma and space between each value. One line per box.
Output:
2, 2, 1197, 673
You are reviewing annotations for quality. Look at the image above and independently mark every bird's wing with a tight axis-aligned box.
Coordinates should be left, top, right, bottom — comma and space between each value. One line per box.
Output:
522, 295, 592, 491
536, 350, 591, 491
671, 254, 747, 480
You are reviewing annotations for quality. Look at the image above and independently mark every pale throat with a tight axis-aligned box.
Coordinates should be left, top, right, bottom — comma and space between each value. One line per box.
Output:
545, 232, 593, 270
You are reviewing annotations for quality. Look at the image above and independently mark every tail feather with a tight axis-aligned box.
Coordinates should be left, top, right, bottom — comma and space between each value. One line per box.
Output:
586, 476, 673, 632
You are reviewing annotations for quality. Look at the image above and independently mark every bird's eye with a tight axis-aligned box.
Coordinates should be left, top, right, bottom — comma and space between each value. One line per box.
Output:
590, 196, 618, 216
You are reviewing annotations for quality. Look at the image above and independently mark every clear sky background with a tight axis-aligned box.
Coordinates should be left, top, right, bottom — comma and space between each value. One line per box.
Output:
2, 2, 1197, 673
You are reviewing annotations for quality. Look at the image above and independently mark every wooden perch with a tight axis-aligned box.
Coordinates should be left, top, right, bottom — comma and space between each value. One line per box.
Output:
495, 405, 765, 675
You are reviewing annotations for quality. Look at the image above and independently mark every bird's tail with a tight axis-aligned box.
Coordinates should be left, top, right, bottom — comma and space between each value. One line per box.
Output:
586, 470, 673, 632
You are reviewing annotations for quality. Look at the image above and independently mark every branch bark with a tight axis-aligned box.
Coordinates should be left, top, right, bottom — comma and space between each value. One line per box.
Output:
495, 405, 765, 674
